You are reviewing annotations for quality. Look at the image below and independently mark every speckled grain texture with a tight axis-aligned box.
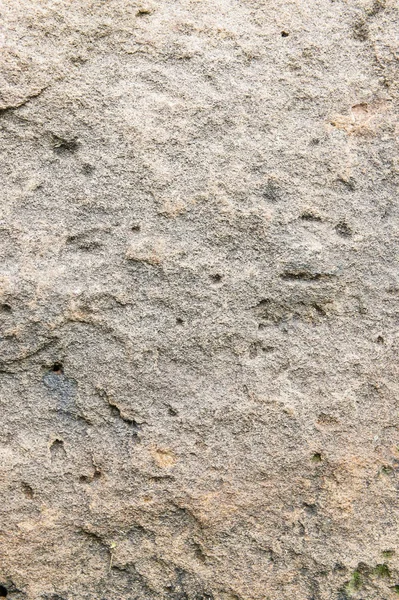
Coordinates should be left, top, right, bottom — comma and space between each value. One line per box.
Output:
0, 0, 399, 599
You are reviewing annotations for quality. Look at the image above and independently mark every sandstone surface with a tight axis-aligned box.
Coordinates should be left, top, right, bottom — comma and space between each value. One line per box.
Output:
0, 1, 399, 599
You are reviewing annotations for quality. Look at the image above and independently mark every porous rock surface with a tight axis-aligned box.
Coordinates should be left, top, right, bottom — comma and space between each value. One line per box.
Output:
0, 0, 398, 599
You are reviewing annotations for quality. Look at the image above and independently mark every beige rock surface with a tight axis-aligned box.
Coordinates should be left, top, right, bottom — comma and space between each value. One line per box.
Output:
0, 0, 399, 598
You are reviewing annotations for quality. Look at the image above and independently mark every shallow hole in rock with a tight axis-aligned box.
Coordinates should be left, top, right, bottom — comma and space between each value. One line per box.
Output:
335, 221, 352, 237
22, 482, 34, 499
50, 439, 66, 460
377, 335, 384, 344
0, 585, 7, 597
168, 407, 178, 416
131, 224, 141, 232
136, 7, 152, 16
300, 212, 322, 222
82, 163, 95, 175
176, 317, 184, 325
51, 362, 64, 374
0, 304, 12, 313
210, 274, 223, 284
281, 31, 289, 37
303, 502, 317, 514
52, 135, 79, 154
311, 452, 323, 463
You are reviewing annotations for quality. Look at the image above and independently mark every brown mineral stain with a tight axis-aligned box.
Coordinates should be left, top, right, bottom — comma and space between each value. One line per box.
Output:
152, 448, 176, 468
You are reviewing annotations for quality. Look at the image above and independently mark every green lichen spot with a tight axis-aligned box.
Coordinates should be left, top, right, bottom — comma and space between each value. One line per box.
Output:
346, 570, 362, 593
382, 550, 395, 559
381, 465, 394, 475
373, 563, 391, 578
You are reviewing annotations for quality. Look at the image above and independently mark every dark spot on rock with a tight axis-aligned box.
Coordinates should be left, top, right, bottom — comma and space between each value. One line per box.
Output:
131, 224, 141, 232
210, 273, 223, 283
352, 18, 369, 41
52, 134, 79, 154
79, 469, 101, 483
0, 304, 12, 313
312, 303, 327, 316
311, 452, 323, 463
22, 482, 34, 499
281, 270, 331, 282
82, 163, 95, 175
249, 342, 260, 358
300, 212, 322, 222
367, 0, 385, 15
0, 586, 7, 598
262, 179, 280, 202
176, 317, 184, 325
337, 177, 356, 191
66, 233, 103, 251
381, 465, 394, 475
281, 31, 289, 37
262, 345, 274, 353
376, 335, 384, 344
51, 362, 64, 374
303, 502, 317, 514
136, 7, 152, 16
50, 439, 66, 461
335, 221, 352, 237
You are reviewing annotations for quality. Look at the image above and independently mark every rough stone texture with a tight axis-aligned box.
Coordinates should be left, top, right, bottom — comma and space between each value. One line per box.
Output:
0, 0, 398, 598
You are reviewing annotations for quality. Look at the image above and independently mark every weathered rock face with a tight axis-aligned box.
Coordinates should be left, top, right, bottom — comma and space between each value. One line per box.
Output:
0, 0, 398, 598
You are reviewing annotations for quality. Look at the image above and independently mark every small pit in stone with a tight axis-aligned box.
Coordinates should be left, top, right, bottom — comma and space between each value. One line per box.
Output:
210, 274, 223, 284
22, 482, 34, 499
335, 221, 352, 237
136, 7, 152, 16
0, 304, 12, 313
82, 163, 95, 175
131, 224, 141, 232
50, 439, 66, 462
52, 135, 79, 154
300, 212, 322, 222
176, 317, 184, 325
312, 452, 323, 463
0, 586, 7, 597
51, 362, 64, 374
281, 31, 289, 37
